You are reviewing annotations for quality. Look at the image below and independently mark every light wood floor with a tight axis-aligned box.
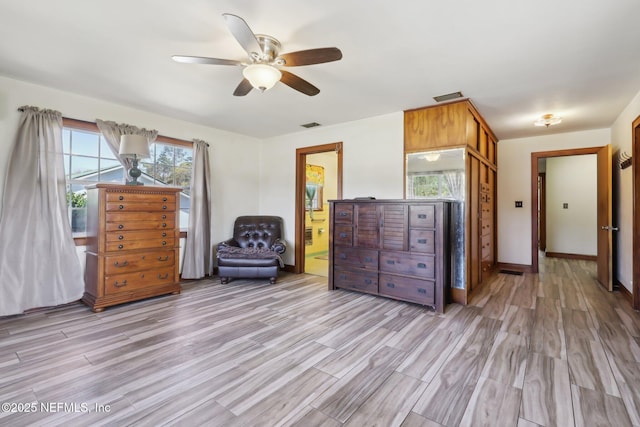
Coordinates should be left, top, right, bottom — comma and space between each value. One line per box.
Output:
1, 256, 639, 426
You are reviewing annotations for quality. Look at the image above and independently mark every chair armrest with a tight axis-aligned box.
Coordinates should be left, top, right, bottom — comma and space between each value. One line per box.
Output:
217, 238, 239, 251
271, 238, 286, 254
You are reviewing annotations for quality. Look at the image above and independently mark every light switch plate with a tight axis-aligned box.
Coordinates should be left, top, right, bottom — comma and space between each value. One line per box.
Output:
515, 201, 523, 208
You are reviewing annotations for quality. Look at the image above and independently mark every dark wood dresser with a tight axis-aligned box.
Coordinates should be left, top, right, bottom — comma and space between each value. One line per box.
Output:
83, 184, 182, 312
329, 199, 450, 312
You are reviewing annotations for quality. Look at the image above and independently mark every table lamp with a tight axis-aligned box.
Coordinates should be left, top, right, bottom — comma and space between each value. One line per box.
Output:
118, 134, 150, 185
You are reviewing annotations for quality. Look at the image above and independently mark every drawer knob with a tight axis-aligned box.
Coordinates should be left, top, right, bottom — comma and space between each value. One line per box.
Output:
386, 282, 395, 288
417, 262, 427, 269
162, 205, 167, 210
162, 241, 167, 246
417, 239, 427, 244
162, 215, 167, 219
119, 195, 124, 201
339, 212, 347, 217
114, 280, 127, 288
113, 260, 128, 267
118, 205, 124, 210
162, 223, 167, 228
118, 224, 124, 229
339, 274, 346, 280
118, 235, 124, 240
118, 244, 124, 249
339, 253, 347, 259
158, 273, 169, 279
158, 255, 169, 261
364, 279, 372, 285
162, 232, 167, 237
339, 232, 347, 238
163, 197, 168, 202
364, 257, 372, 262
418, 214, 427, 219
418, 288, 427, 294
386, 260, 395, 265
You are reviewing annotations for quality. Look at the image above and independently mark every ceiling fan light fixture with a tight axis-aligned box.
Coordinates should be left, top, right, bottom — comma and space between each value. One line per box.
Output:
534, 113, 562, 128
242, 63, 282, 92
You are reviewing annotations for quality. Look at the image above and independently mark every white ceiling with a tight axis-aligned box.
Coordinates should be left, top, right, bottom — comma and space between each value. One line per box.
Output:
1, 0, 639, 140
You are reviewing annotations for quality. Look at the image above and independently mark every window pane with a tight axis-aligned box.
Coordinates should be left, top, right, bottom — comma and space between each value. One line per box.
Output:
71, 130, 99, 156
63, 154, 70, 177
63, 129, 71, 154
99, 136, 117, 159
175, 147, 192, 195
99, 159, 124, 182
71, 156, 99, 181
140, 161, 154, 182
155, 144, 175, 184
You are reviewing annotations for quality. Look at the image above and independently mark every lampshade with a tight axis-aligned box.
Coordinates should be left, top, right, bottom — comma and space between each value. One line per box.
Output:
119, 134, 150, 158
242, 63, 282, 92
534, 113, 562, 128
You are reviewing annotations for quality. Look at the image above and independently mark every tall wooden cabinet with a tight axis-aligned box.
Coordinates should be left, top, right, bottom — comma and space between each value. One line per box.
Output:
329, 199, 450, 313
404, 99, 497, 304
83, 184, 182, 312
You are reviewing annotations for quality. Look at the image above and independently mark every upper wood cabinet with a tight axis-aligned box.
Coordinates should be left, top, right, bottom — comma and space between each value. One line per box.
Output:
404, 99, 497, 166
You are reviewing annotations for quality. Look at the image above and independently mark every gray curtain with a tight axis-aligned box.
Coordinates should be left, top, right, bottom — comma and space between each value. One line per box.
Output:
443, 170, 465, 200
96, 119, 158, 182
181, 139, 213, 278
0, 106, 84, 316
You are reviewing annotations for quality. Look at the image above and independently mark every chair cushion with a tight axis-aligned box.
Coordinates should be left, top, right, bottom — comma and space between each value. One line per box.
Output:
217, 246, 284, 268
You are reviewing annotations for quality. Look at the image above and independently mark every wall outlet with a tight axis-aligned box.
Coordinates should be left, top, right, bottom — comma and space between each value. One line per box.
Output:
515, 201, 523, 208
563, 203, 568, 209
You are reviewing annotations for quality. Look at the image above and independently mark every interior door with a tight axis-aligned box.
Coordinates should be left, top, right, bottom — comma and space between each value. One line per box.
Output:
596, 144, 612, 291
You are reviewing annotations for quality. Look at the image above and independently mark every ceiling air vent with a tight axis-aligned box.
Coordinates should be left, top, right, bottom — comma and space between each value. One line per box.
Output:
301, 122, 321, 128
433, 91, 464, 103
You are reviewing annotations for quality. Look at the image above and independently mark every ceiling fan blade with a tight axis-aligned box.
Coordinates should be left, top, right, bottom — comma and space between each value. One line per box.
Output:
280, 70, 320, 96
172, 55, 242, 66
279, 48, 342, 66
233, 78, 253, 96
222, 13, 263, 57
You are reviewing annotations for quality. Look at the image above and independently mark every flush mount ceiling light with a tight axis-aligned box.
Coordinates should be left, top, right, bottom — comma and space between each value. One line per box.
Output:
242, 63, 282, 92
534, 113, 562, 128
422, 152, 441, 162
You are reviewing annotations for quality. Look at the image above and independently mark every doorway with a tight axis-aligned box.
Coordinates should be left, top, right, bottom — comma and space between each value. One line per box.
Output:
531, 146, 613, 290
295, 143, 343, 275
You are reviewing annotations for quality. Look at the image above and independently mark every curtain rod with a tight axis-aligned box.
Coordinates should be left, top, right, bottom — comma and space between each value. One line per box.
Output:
17, 109, 210, 146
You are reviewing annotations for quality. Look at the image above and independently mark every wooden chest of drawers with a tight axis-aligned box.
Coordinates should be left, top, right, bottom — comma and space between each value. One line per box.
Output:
83, 184, 182, 312
329, 199, 450, 312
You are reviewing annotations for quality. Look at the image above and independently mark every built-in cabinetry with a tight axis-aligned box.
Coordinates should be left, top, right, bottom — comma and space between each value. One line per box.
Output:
404, 99, 497, 304
83, 184, 182, 312
329, 199, 450, 312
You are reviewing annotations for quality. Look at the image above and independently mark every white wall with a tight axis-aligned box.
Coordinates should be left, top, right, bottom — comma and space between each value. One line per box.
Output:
545, 155, 597, 256
610, 88, 640, 293
0, 75, 262, 274
497, 128, 610, 266
259, 112, 404, 265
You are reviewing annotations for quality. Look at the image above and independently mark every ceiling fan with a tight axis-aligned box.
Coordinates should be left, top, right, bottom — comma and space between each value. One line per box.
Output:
172, 13, 343, 97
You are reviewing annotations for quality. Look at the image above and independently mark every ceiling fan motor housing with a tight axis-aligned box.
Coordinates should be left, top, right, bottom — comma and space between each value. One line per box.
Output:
255, 35, 281, 63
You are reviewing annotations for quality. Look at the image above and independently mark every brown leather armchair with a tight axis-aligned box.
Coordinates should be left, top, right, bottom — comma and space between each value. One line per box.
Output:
216, 216, 286, 284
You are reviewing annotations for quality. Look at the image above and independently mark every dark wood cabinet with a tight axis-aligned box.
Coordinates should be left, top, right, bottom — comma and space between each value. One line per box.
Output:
83, 184, 182, 312
329, 199, 450, 312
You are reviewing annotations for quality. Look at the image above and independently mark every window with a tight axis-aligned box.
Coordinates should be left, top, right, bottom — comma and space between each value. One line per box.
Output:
62, 119, 192, 236
408, 173, 453, 199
